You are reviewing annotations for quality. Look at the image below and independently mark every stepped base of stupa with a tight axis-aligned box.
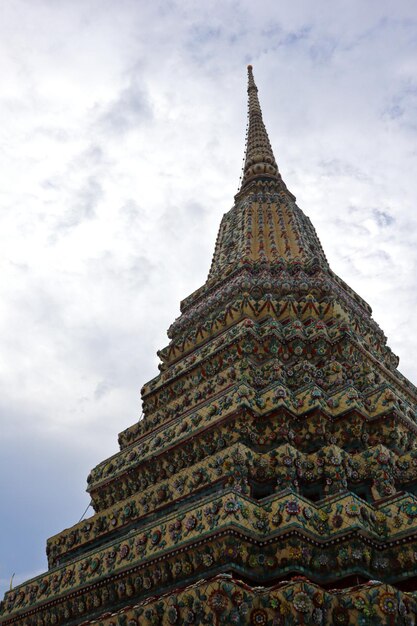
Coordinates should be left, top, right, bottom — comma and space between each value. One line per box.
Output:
78, 573, 417, 625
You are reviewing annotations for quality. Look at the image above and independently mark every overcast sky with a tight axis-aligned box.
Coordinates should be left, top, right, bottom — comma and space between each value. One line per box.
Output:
1, 0, 417, 597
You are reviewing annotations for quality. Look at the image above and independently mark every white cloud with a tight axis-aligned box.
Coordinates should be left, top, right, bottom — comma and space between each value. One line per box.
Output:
1, 0, 417, 596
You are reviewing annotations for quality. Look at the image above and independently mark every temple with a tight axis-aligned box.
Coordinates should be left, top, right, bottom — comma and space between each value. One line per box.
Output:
2, 66, 417, 625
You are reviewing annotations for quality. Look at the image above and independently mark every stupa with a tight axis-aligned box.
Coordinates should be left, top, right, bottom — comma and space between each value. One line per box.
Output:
2, 66, 417, 625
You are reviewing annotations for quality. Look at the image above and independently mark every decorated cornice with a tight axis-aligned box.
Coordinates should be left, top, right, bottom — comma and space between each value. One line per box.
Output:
47, 442, 417, 568
81, 573, 417, 626
87, 384, 416, 507
5, 488, 417, 625
162, 272, 396, 370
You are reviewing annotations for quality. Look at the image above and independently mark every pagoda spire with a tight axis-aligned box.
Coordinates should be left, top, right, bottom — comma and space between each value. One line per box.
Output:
239, 65, 280, 190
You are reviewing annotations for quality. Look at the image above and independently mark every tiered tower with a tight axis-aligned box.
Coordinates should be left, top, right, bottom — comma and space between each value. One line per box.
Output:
2, 66, 417, 626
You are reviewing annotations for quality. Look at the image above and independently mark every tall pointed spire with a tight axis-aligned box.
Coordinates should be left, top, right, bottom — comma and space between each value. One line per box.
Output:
239, 65, 280, 190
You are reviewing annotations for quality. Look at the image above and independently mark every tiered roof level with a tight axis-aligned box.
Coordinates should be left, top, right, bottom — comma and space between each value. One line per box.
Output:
2, 66, 417, 626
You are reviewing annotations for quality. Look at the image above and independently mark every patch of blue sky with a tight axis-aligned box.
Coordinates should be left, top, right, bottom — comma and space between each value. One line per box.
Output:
188, 24, 222, 46
308, 36, 337, 64
185, 23, 223, 65
372, 208, 395, 228
260, 22, 311, 54
383, 81, 417, 130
